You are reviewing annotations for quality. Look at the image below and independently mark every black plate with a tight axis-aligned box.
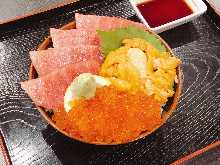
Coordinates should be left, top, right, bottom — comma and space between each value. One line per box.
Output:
0, 0, 220, 164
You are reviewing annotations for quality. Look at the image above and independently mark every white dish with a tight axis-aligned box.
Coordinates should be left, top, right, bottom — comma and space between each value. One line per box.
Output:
129, 0, 207, 33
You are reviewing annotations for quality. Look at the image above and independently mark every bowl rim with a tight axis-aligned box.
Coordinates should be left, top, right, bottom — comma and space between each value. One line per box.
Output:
28, 21, 183, 145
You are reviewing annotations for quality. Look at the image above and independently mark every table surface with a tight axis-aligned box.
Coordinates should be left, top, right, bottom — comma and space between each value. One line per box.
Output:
0, 0, 220, 164
0, 0, 78, 24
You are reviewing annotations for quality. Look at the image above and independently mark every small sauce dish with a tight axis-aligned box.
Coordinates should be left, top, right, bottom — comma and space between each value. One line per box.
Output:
129, 0, 207, 33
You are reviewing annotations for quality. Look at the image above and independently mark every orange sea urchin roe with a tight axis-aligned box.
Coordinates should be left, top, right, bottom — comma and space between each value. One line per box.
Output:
52, 86, 163, 143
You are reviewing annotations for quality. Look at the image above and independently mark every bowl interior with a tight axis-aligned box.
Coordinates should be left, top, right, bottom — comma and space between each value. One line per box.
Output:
29, 22, 183, 145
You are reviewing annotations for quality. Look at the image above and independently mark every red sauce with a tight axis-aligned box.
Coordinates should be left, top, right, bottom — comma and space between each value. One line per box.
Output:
137, 0, 193, 28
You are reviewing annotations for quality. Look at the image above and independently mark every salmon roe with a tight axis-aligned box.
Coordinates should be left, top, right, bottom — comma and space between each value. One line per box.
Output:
52, 86, 163, 143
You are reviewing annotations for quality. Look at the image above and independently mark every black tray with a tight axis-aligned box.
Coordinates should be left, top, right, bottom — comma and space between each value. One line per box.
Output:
0, 0, 220, 164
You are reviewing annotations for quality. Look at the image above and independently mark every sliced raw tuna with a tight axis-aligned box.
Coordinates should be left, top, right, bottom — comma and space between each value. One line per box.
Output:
30, 45, 103, 76
50, 28, 100, 48
75, 13, 145, 31
21, 59, 100, 110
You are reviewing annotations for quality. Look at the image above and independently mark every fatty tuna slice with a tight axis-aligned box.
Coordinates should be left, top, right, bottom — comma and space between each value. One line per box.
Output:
50, 28, 100, 48
30, 45, 102, 76
21, 59, 100, 110
75, 13, 145, 31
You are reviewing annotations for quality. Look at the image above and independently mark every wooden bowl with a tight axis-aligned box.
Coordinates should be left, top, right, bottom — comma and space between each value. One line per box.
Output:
29, 22, 183, 145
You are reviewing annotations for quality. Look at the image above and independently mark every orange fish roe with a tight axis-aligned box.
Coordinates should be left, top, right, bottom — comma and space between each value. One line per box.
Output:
52, 86, 163, 143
